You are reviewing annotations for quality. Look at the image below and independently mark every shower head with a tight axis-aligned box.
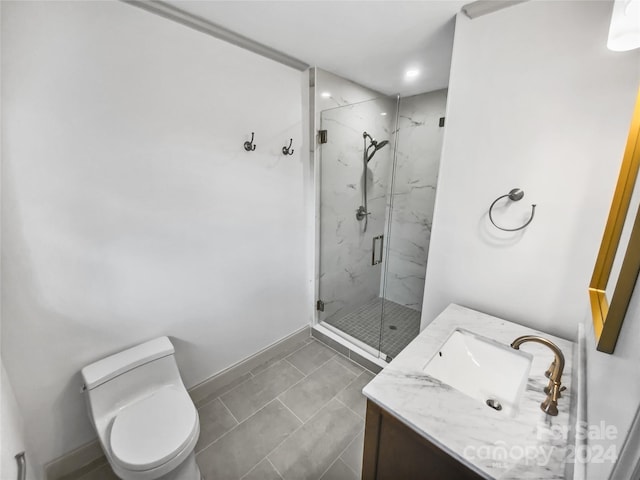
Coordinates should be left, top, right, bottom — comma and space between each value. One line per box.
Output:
366, 139, 389, 162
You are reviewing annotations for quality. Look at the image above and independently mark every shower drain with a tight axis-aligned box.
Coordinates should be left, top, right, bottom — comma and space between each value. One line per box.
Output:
388, 325, 397, 330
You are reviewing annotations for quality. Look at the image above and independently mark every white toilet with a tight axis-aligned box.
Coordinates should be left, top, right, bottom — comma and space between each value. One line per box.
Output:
81, 337, 201, 480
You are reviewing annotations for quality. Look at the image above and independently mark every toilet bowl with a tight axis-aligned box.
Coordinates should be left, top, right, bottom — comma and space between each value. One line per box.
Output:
81, 337, 201, 480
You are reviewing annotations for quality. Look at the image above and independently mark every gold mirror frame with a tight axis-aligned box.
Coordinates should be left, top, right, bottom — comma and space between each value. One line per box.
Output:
589, 87, 640, 353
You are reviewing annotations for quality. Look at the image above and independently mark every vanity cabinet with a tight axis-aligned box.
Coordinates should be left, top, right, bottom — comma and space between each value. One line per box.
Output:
362, 400, 484, 480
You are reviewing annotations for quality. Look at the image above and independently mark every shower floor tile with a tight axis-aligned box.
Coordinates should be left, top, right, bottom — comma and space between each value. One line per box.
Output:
71, 339, 373, 480
325, 298, 421, 358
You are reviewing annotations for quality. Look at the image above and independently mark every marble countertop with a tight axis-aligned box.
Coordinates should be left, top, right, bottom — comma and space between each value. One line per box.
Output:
362, 304, 575, 479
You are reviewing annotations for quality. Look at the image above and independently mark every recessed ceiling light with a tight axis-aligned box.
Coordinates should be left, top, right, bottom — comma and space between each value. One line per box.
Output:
405, 69, 420, 79
380, 112, 387, 116
321, 91, 331, 98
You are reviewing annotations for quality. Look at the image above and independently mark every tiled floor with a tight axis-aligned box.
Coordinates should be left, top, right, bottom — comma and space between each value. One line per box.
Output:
70, 338, 374, 480
326, 297, 421, 358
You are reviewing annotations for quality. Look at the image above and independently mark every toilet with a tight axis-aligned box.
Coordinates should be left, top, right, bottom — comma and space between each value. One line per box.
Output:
81, 337, 201, 480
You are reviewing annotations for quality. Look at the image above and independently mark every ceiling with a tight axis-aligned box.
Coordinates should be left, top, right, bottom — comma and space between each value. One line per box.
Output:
162, 1, 468, 96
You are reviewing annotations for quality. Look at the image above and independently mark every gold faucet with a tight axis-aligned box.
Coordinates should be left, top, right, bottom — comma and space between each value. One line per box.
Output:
511, 335, 566, 416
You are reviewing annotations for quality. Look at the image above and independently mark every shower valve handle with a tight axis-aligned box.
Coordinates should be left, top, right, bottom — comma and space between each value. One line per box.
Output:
356, 206, 370, 221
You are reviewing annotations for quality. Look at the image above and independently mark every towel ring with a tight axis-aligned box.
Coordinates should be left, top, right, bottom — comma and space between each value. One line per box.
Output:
489, 188, 536, 232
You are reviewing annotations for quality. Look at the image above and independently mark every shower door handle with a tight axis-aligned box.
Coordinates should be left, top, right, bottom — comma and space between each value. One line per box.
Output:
372, 235, 384, 265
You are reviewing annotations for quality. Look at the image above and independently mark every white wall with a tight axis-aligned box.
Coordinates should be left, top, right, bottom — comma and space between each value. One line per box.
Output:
1, 362, 39, 480
1, 5, 39, 476
422, 1, 640, 339
1, 0, 306, 472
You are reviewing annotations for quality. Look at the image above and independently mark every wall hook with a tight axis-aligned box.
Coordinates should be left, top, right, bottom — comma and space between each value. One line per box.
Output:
282, 138, 294, 156
244, 132, 256, 151
488, 188, 537, 232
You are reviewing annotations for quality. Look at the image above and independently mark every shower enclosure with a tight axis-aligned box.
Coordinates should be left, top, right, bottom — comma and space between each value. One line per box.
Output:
316, 88, 447, 361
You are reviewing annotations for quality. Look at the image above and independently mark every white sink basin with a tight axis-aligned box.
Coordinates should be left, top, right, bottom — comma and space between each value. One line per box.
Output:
423, 329, 532, 415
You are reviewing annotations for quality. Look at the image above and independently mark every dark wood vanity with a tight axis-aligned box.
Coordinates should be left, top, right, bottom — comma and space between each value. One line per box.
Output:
362, 400, 484, 480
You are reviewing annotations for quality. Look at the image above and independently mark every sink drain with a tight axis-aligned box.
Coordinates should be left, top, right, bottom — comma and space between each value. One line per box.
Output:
486, 399, 502, 411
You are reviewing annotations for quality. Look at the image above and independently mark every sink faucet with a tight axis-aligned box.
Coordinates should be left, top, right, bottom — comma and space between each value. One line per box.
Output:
511, 335, 565, 416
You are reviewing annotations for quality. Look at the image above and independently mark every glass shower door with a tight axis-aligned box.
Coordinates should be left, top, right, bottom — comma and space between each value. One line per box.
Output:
317, 89, 447, 361
378, 90, 447, 358
317, 96, 397, 358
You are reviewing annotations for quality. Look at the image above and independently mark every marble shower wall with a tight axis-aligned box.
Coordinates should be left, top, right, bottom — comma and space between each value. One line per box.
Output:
319, 97, 397, 323
382, 90, 448, 310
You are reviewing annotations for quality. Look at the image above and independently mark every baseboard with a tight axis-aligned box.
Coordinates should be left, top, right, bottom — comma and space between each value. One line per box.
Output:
188, 325, 311, 405
45, 325, 311, 480
45, 440, 105, 480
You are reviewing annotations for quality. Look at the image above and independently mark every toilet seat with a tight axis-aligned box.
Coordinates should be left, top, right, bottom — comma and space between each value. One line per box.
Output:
109, 386, 198, 472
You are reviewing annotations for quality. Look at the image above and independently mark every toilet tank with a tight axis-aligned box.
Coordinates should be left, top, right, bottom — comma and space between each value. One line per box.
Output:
81, 337, 187, 434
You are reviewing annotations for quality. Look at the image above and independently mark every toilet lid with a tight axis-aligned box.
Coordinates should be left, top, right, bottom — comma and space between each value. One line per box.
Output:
110, 387, 197, 471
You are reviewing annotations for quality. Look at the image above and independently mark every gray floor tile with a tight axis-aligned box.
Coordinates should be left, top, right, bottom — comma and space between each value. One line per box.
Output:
221, 360, 304, 422
285, 340, 336, 375
319, 459, 358, 480
196, 397, 239, 452
75, 463, 118, 480
336, 371, 375, 418
197, 400, 301, 480
279, 358, 357, 422
339, 428, 364, 475
251, 340, 309, 376
349, 351, 383, 374
64, 328, 377, 480
268, 399, 362, 480
194, 372, 253, 408
242, 459, 283, 480
332, 354, 364, 375
58, 458, 108, 480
